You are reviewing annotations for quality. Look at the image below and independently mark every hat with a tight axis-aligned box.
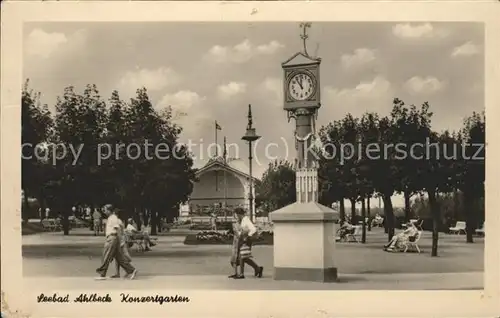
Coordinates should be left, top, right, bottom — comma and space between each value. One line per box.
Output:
234, 207, 246, 215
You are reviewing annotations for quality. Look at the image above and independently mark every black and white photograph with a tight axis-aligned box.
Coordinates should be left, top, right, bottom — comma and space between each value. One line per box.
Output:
2, 2, 499, 317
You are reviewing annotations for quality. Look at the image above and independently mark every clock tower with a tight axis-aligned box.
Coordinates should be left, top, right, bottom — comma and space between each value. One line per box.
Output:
269, 23, 339, 283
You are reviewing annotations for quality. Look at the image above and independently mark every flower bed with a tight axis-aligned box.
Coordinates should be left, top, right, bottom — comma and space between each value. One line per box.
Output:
183, 230, 274, 245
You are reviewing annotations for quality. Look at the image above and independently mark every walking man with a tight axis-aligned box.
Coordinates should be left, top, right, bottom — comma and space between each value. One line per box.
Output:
95, 205, 137, 280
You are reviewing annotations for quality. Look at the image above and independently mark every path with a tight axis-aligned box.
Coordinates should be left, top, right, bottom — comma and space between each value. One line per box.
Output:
22, 228, 484, 289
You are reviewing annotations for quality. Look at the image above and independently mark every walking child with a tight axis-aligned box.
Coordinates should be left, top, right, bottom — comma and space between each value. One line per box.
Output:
228, 217, 242, 278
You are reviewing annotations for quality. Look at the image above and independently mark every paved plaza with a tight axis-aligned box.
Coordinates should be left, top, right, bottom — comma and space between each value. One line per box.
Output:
22, 228, 484, 290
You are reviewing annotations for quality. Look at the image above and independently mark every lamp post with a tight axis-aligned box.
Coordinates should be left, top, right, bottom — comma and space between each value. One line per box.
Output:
241, 104, 260, 222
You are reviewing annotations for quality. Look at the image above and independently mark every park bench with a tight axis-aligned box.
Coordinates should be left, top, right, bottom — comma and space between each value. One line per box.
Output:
475, 223, 485, 236
70, 217, 88, 228
41, 218, 61, 232
345, 225, 362, 243
449, 221, 467, 235
403, 231, 422, 253
126, 234, 147, 252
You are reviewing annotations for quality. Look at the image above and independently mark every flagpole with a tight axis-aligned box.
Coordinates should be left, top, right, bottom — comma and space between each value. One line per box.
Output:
215, 120, 219, 192
215, 120, 218, 157
223, 136, 228, 222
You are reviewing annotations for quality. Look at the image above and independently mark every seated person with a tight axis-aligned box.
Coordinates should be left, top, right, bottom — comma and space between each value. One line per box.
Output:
125, 219, 156, 251
371, 214, 383, 227
384, 222, 418, 252
337, 220, 354, 240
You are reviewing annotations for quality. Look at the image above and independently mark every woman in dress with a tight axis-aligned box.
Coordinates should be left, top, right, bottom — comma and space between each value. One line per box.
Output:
228, 216, 242, 278
233, 207, 263, 279
384, 221, 418, 252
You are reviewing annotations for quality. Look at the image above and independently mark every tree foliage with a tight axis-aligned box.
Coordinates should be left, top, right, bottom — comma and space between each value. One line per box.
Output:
255, 160, 296, 213
21, 82, 196, 235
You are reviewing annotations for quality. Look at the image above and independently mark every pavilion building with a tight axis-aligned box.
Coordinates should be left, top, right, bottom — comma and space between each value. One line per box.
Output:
179, 156, 259, 221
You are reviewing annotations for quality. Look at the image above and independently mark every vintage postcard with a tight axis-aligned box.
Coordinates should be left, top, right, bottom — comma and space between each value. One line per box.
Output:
1, 1, 500, 317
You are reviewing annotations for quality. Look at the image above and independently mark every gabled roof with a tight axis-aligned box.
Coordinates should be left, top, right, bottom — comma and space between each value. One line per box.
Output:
195, 156, 259, 181
282, 52, 321, 67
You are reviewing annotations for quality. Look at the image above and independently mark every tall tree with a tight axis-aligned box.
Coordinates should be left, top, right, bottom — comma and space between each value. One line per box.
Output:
21, 79, 53, 221
458, 112, 485, 243
391, 99, 426, 222
51, 84, 108, 234
318, 120, 347, 220
369, 114, 399, 240
255, 160, 296, 212
121, 88, 195, 235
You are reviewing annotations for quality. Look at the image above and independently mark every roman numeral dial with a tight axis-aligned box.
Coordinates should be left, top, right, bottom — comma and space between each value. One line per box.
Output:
288, 73, 315, 101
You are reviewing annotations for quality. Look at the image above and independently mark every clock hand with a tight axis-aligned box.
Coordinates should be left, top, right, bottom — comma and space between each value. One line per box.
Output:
298, 78, 303, 90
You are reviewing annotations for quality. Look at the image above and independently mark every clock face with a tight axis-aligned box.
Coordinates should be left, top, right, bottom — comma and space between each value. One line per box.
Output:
288, 73, 315, 101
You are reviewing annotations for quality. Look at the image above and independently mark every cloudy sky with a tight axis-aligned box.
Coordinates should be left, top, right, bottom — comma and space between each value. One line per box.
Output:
23, 22, 484, 206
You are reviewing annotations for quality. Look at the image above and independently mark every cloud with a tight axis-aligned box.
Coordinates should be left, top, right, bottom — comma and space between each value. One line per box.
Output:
341, 48, 376, 68
259, 77, 283, 101
158, 90, 206, 115
451, 41, 480, 57
117, 67, 179, 97
404, 76, 446, 95
204, 39, 284, 63
256, 40, 285, 54
392, 23, 449, 39
323, 76, 394, 119
217, 82, 247, 100
25, 28, 87, 59
157, 90, 209, 140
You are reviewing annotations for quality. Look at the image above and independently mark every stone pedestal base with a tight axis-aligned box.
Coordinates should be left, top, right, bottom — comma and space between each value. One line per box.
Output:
269, 201, 339, 283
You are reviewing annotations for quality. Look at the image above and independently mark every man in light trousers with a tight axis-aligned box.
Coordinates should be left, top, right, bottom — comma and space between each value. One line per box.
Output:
95, 205, 137, 280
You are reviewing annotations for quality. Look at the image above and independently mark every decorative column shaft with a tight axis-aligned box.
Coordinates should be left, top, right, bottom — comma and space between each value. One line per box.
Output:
294, 108, 319, 204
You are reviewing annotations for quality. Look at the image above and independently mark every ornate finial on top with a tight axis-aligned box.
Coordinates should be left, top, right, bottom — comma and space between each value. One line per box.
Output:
299, 22, 312, 57
247, 104, 253, 130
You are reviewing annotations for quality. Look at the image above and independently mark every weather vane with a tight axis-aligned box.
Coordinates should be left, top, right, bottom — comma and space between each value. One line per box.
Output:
299, 22, 312, 57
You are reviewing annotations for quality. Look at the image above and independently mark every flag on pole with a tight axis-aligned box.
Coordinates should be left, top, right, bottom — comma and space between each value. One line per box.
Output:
223, 136, 228, 221
223, 136, 227, 163
215, 121, 222, 190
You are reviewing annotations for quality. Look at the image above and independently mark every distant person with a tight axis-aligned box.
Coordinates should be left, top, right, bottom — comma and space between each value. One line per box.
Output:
337, 220, 354, 241
384, 222, 418, 252
233, 207, 263, 279
45, 208, 50, 219
125, 219, 156, 251
93, 209, 102, 236
371, 214, 383, 228
95, 205, 137, 280
210, 213, 217, 231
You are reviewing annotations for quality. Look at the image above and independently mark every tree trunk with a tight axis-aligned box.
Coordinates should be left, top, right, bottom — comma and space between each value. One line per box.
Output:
453, 188, 460, 221
134, 207, 142, 231
150, 210, 157, 235
361, 198, 366, 243
350, 198, 356, 223
428, 190, 440, 256
89, 203, 95, 231
464, 190, 475, 243
39, 197, 46, 221
383, 194, 394, 240
157, 216, 162, 233
62, 205, 70, 235
367, 197, 372, 231
404, 190, 411, 222
339, 199, 345, 221
22, 189, 30, 223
